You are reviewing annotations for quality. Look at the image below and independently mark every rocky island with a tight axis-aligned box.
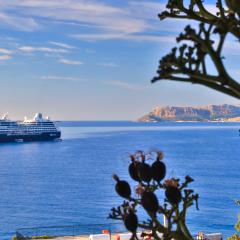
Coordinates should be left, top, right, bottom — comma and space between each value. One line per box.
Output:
138, 104, 240, 122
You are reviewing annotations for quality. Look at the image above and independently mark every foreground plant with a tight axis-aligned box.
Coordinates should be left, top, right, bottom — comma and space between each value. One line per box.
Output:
109, 151, 199, 240
227, 201, 240, 240
152, 0, 240, 99
13, 235, 52, 240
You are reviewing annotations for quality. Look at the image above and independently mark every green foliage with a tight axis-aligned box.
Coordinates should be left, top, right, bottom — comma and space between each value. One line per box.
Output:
235, 214, 240, 232
31, 236, 52, 239
12, 235, 52, 240
227, 201, 240, 239
235, 201, 240, 232
227, 234, 240, 240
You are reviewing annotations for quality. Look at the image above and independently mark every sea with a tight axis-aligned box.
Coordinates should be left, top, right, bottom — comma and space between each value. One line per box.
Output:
0, 121, 240, 240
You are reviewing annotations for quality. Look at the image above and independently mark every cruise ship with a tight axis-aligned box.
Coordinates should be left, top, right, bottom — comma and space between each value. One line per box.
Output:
0, 113, 61, 142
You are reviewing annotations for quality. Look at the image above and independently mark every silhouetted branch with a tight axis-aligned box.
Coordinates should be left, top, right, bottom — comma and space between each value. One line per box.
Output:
153, 0, 240, 99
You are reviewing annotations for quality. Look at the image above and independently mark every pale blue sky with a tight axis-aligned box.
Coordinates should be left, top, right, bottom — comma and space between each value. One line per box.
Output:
0, 0, 238, 120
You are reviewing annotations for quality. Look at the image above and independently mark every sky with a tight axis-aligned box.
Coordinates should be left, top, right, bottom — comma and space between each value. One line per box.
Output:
0, 0, 239, 120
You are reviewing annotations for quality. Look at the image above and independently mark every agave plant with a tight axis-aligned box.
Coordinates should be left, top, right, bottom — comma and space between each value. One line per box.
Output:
109, 151, 199, 240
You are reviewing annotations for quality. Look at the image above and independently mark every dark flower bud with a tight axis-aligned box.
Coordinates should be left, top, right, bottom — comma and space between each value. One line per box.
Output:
128, 156, 140, 182
113, 175, 131, 199
165, 186, 182, 205
185, 175, 194, 183
138, 162, 152, 183
124, 210, 138, 233
151, 159, 166, 183
141, 191, 159, 214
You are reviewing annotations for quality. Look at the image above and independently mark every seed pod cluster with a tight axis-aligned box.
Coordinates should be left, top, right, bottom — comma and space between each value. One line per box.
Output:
111, 150, 197, 237
128, 151, 166, 184
113, 175, 131, 199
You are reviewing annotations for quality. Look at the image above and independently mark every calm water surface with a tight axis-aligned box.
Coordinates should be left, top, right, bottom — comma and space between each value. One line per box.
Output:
0, 122, 240, 239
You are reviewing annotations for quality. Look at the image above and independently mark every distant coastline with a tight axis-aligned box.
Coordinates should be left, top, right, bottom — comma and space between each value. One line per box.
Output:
138, 104, 240, 122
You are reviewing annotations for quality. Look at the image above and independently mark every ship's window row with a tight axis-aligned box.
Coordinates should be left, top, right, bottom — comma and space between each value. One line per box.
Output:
0, 130, 59, 133
1, 126, 55, 128
0, 128, 58, 131
25, 123, 54, 124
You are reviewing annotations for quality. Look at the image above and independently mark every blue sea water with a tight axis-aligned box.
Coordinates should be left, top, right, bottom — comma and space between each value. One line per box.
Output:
0, 121, 240, 239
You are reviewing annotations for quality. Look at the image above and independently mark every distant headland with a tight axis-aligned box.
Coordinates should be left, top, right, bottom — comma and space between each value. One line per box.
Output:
138, 104, 240, 122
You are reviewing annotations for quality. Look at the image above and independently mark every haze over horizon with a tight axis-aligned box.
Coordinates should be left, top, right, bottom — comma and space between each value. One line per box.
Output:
0, 0, 239, 120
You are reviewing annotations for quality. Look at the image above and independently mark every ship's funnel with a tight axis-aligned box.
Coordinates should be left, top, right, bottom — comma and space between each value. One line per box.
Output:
2, 113, 8, 120
34, 113, 43, 121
